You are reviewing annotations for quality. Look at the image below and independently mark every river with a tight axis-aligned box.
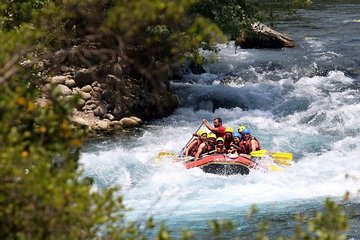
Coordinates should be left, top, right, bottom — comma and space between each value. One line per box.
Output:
80, 1, 360, 239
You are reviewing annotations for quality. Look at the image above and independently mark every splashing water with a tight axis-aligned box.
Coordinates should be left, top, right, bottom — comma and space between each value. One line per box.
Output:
80, 1, 360, 238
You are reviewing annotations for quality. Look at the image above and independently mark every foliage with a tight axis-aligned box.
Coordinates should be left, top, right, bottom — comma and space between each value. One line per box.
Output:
192, 0, 260, 39
255, 0, 312, 22
0, 5, 137, 239
192, 0, 312, 39
291, 198, 348, 240
0, 0, 50, 30
256, 198, 349, 240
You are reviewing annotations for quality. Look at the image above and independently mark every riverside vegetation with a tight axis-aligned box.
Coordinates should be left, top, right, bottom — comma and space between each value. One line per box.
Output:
0, 0, 352, 239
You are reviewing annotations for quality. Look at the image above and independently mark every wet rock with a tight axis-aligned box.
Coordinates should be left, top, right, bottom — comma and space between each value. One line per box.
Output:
172, 62, 206, 79
109, 121, 123, 130
129, 116, 143, 124
119, 117, 139, 128
91, 120, 109, 131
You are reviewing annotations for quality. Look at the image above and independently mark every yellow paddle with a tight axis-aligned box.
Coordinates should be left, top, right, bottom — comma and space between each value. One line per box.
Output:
251, 150, 293, 159
269, 152, 293, 160
269, 164, 283, 171
250, 150, 293, 165
155, 151, 178, 164
249, 149, 267, 157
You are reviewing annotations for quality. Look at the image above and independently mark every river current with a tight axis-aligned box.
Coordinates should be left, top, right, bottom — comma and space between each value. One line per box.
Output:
80, 1, 360, 238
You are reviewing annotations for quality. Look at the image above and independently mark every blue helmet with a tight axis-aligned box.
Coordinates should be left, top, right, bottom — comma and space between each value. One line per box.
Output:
242, 128, 250, 135
233, 133, 242, 139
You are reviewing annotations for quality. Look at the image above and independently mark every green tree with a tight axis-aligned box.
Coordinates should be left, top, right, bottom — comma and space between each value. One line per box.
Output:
192, 0, 312, 39
193, 0, 260, 39
0, 0, 50, 30
0, 3, 138, 239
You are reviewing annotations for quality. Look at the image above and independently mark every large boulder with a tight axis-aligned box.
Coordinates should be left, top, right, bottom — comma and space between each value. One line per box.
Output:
172, 62, 206, 80
236, 22, 295, 49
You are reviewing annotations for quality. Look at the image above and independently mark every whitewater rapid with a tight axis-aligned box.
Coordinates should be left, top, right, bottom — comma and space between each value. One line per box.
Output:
80, 1, 360, 237
80, 67, 360, 216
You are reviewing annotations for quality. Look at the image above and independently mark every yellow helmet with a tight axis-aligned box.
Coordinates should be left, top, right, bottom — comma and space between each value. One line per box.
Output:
225, 127, 234, 133
207, 133, 216, 139
197, 129, 207, 137
238, 125, 246, 133
216, 137, 224, 142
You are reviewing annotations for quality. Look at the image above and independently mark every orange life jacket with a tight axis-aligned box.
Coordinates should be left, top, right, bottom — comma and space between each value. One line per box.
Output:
244, 137, 261, 154
189, 139, 201, 156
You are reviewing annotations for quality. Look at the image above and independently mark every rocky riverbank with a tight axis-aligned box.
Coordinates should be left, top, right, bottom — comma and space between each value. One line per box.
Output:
35, 45, 178, 136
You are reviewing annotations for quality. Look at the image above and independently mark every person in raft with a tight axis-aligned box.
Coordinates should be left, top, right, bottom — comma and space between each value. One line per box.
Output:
184, 129, 207, 157
194, 133, 217, 160
229, 132, 252, 159
202, 117, 226, 138
241, 128, 261, 155
223, 127, 234, 150
215, 137, 227, 154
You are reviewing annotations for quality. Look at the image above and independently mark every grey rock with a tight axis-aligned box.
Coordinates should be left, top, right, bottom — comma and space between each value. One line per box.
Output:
74, 69, 97, 86
79, 91, 91, 100
94, 105, 107, 117
65, 79, 76, 87
51, 76, 68, 85
81, 85, 93, 93
105, 113, 115, 121
55, 84, 72, 96
129, 116, 143, 124
119, 117, 139, 128
91, 120, 109, 131
71, 116, 89, 126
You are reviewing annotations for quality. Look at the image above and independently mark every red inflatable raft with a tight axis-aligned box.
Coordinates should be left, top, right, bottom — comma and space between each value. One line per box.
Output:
183, 154, 256, 176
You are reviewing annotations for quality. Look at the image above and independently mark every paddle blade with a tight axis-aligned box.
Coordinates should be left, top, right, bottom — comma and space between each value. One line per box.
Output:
270, 152, 293, 161
273, 159, 292, 166
270, 164, 283, 171
158, 151, 177, 157
250, 149, 267, 157
155, 152, 178, 164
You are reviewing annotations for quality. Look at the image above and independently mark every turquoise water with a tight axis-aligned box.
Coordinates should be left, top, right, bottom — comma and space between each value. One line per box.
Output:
80, 1, 360, 238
